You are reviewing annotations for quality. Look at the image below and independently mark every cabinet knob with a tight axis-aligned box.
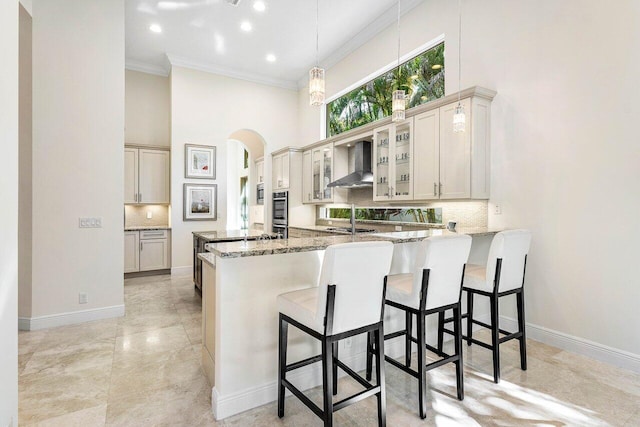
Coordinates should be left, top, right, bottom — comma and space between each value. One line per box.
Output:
433, 182, 437, 196
439, 183, 442, 196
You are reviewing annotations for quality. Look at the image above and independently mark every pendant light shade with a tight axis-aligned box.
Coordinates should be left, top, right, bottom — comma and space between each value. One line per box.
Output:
392, 90, 406, 122
453, 102, 466, 132
309, 66, 325, 106
392, 0, 405, 122
309, 0, 325, 106
453, 0, 466, 132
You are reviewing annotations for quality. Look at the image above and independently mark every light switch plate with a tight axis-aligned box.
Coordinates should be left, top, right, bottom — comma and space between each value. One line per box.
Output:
79, 217, 103, 228
146, 211, 153, 219
79, 293, 88, 304
494, 205, 502, 215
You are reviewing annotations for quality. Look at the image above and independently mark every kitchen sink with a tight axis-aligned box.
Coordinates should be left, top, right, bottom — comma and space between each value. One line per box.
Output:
326, 227, 376, 234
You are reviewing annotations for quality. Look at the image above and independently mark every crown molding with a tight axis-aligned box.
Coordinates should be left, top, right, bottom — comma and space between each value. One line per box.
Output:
296, 0, 425, 89
165, 54, 298, 91
125, 59, 170, 77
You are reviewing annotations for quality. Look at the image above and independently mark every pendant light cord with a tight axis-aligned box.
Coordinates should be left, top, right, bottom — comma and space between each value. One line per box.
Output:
457, 0, 462, 103
397, 0, 401, 72
316, 0, 319, 67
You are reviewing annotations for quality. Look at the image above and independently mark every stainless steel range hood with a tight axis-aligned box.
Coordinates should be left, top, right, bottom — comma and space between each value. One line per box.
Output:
327, 141, 373, 188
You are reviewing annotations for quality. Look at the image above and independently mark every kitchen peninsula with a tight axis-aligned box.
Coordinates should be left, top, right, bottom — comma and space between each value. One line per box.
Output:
198, 228, 498, 420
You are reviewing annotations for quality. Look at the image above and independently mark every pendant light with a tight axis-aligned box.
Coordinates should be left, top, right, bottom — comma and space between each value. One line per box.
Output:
453, 0, 466, 132
309, 0, 325, 106
392, 0, 405, 122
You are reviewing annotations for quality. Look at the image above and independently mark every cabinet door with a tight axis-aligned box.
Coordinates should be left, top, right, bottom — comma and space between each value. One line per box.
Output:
439, 99, 471, 199
124, 231, 139, 273
281, 153, 290, 189
256, 160, 264, 184
302, 151, 312, 203
413, 109, 440, 200
272, 154, 282, 189
373, 125, 392, 201
124, 148, 139, 204
391, 120, 414, 200
140, 238, 169, 271
139, 149, 170, 203
322, 144, 333, 200
311, 149, 322, 201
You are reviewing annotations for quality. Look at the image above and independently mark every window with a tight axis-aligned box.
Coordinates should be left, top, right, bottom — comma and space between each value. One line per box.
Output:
322, 207, 442, 225
326, 42, 445, 137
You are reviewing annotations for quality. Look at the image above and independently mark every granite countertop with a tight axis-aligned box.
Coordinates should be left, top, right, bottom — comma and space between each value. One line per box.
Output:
125, 226, 171, 231
205, 228, 502, 259
288, 225, 348, 233
193, 229, 274, 242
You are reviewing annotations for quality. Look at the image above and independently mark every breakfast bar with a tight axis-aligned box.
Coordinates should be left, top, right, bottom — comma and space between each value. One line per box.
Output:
198, 229, 498, 420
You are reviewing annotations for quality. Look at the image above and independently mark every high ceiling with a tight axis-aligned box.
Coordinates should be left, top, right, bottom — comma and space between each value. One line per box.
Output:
125, 0, 423, 89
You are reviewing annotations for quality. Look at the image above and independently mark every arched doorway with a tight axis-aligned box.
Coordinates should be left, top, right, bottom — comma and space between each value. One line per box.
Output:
226, 129, 267, 231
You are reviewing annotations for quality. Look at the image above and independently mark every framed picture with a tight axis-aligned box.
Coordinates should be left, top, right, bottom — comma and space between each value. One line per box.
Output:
185, 144, 216, 179
183, 184, 217, 221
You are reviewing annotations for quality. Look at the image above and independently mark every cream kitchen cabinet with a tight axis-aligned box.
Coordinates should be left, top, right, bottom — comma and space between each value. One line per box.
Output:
124, 229, 170, 273
373, 120, 414, 202
302, 150, 312, 203
255, 157, 264, 184
303, 143, 334, 203
124, 147, 170, 204
272, 151, 290, 190
124, 231, 140, 273
413, 95, 491, 200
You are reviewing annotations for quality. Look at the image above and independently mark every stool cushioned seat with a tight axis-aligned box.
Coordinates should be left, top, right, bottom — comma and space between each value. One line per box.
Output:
277, 286, 321, 333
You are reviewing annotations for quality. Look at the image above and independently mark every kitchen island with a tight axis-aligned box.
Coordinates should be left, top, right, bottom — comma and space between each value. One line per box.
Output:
198, 229, 498, 420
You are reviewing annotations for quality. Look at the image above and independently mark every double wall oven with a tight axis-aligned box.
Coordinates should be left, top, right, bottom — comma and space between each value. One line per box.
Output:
272, 191, 288, 239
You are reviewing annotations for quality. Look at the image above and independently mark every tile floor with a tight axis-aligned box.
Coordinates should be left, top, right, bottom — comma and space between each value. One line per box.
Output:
18, 274, 640, 426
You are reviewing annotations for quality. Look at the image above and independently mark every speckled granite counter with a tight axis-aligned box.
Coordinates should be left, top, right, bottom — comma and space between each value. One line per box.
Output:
204, 228, 502, 259
193, 229, 273, 242
125, 226, 171, 231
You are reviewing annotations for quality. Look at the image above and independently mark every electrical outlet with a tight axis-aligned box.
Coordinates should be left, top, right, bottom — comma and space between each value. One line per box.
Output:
344, 338, 352, 348
79, 217, 102, 228
494, 205, 502, 215
395, 225, 402, 231
79, 293, 88, 304
147, 211, 153, 219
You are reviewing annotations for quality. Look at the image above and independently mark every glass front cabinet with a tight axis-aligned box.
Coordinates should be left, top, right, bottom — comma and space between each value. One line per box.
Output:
373, 120, 414, 201
304, 142, 334, 203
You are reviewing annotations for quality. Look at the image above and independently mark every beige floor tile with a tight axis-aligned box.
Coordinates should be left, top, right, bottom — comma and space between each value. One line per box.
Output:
28, 404, 107, 427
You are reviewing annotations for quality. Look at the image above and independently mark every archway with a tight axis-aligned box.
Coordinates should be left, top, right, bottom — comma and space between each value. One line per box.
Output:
226, 129, 268, 231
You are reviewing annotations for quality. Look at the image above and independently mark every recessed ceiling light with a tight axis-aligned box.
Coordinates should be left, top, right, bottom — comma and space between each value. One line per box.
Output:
266, 53, 276, 63
149, 24, 162, 33
253, 1, 266, 12
240, 21, 252, 32
431, 64, 442, 70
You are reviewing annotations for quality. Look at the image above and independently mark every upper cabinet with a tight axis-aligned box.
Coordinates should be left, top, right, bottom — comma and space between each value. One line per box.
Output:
302, 151, 312, 203
413, 96, 491, 200
272, 151, 290, 190
302, 143, 348, 204
373, 120, 414, 202
125, 146, 170, 204
255, 157, 264, 184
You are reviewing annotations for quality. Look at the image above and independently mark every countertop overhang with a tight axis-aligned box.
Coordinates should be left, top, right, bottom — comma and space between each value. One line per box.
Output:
193, 229, 274, 242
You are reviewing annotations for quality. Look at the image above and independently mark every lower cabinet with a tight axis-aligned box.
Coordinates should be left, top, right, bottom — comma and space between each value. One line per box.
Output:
124, 229, 170, 273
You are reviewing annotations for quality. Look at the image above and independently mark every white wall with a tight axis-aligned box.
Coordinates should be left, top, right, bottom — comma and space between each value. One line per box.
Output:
19, 4, 33, 319
125, 69, 170, 146
30, 0, 125, 323
298, 0, 640, 359
0, 0, 19, 423
170, 66, 299, 269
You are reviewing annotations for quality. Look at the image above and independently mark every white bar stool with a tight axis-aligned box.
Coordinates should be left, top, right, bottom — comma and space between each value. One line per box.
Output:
367, 234, 472, 419
277, 241, 394, 427
441, 229, 532, 383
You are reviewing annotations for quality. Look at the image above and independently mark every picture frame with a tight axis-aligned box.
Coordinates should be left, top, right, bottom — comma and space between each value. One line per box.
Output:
183, 184, 217, 221
185, 144, 216, 179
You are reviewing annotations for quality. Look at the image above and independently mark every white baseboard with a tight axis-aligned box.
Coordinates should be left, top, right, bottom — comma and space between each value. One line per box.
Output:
18, 304, 125, 331
212, 339, 406, 420
500, 316, 640, 374
171, 265, 191, 276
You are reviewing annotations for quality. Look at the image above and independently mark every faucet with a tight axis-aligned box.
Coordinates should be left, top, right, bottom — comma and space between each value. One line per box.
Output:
350, 203, 356, 236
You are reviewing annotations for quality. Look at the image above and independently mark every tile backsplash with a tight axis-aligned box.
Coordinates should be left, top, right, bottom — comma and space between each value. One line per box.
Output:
125, 205, 170, 228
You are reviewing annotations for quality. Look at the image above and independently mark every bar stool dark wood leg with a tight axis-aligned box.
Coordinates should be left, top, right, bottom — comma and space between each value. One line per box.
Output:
437, 311, 445, 352
405, 311, 413, 368
366, 331, 374, 382
332, 341, 339, 396
453, 305, 464, 400
374, 326, 387, 427
517, 289, 527, 370
417, 312, 427, 419
466, 291, 473, 346
277, 314, 288, 418
490, 293, 500, 384
322, 337, 334, 427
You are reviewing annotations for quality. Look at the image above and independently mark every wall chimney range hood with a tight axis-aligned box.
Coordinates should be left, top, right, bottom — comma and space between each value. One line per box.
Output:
327, 141, 373, 188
